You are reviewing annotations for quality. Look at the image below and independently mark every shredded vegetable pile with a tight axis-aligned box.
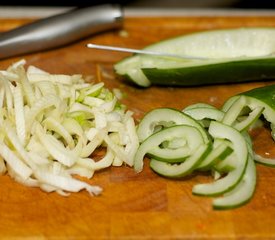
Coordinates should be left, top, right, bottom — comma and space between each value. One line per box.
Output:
0, 60, 139, 196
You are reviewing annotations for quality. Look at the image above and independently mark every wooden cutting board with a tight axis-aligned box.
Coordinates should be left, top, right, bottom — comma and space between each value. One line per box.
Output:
1, 13, 275, 239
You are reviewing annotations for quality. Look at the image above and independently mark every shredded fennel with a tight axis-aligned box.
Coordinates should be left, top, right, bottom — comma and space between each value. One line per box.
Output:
0, 60, 139, 196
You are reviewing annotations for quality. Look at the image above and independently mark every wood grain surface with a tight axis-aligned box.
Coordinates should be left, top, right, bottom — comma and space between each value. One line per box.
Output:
1, 15, 275, 239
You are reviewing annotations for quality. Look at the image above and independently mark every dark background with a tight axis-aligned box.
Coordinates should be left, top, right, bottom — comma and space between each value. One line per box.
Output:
0, 0, 275, 8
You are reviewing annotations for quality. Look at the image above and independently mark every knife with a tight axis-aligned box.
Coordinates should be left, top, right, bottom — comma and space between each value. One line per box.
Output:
0, 4, 123, 59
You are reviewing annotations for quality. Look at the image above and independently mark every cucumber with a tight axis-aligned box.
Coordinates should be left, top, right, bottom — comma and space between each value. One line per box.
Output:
197, 140, 233, 171
212, 132, 256, 209
147, 129, 204, 163
183, 103, 216, 111
222, 96, 247, 126
214, 153, 237, 173
183, 106, 225, 128
213, 155, 256, 210
222, 85, 275, 125
213, 137, 256, 209
114, 28, 275, 87
184, 107, 224, 122
134, 125, 206, 172
221, 95, 264, 131
150, 143, 211, 178
192, 121, 248, 196
254, 154, 275, 167
223, 85, 275, 167
137, 108, 209, 143
133, 84, 275, 209
234, 106, 264, 131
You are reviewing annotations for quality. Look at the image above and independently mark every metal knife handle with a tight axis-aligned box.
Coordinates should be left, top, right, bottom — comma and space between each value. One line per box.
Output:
0, 4, 123, 59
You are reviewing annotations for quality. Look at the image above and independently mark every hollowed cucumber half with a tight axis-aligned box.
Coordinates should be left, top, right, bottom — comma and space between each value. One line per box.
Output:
114, 28, 275, 87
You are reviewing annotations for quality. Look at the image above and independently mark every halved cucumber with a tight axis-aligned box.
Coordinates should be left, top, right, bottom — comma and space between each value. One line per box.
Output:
114, 28, 275, 87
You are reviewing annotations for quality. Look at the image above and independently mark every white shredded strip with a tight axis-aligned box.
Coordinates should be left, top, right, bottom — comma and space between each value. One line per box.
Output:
0, 60, 139, 196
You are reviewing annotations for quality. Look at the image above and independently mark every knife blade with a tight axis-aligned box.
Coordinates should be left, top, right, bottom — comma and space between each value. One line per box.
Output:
87, 43, 208, 60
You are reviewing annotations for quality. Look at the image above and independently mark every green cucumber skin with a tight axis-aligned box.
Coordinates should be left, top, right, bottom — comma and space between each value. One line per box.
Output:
142, 58, 275, 86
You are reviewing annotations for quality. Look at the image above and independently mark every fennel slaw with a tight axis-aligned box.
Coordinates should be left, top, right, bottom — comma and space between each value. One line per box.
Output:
0, 59, 139, 196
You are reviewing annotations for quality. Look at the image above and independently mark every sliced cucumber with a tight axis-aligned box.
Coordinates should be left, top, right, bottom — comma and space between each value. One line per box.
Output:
213, 139, 256, 209
223, 85, 275, 166
184, 107, 224, 122
150, 143, 211, 178
254, 154, 275, 167
134, 125, 205, 172
222, 96, 247, 126
192, 121, 248, 196
222, 95, 265, 131
183, 103, 216, 111
114, 28, 275, 87
213, 155, 256, 210
137, 108, 209, 143
214, 153, 237, 173
197, 139, 233, 171
132, 84, 275, 209
223, 85, 275, 125
147, 129, 204, 163
184, 107, 225, 128
234, 106, 264, 131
